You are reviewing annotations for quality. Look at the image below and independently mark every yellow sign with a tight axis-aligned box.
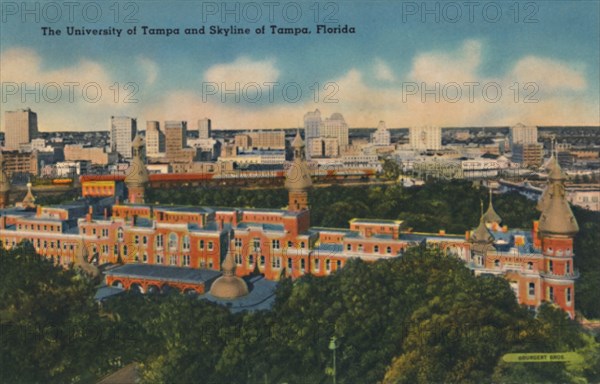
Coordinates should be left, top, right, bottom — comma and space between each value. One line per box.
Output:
502, 352, 583, 363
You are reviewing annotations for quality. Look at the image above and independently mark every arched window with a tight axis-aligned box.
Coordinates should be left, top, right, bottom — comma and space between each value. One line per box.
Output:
117, 228, 124, 241
168, 233, 178, 250
182, 235, 190, 250
494, 259, 500, 268
527, 262, 533, 270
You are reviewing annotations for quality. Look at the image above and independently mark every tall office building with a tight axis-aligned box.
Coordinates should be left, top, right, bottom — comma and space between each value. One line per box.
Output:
4, 108, 38, 150
304, 109, 322, 138
410, 126, 442, 151
165, 121, 191, 162
198, 118, 212, 139
510, 123, 538, 150
110, 116, 137, 158
320, 113, 349, 148
371, 121, 391, 146
145, 121, 165, 156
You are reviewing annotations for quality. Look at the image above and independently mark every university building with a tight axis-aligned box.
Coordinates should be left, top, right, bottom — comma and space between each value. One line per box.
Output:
0, 133, 580, 317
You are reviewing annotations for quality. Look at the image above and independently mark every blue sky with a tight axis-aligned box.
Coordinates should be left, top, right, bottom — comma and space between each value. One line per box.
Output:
1, 0, 598, 131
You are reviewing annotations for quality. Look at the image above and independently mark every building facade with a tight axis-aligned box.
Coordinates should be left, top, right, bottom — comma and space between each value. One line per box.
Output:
4, 108, 38, 150
145, 121, 165, 156
410, 126, 442, 151
110, 116, 137, 159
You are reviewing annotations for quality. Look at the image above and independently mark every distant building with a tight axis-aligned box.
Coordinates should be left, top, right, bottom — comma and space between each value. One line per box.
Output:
198, 118, 212, 139
165, 121, 193, 162
145, 121, 165, 156
371, 121, 391, 146
512, 143, 543, 168
64, 144, 117, 165
510, 123, 538, 150
110, 116, 137, 159
0, 150, 38, 176
4, 108, 38, 150
304, 109, 322, 139
410, 126, 441, 151
320, 113, 349, 148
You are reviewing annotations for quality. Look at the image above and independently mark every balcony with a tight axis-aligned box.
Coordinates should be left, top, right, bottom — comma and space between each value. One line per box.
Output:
540, 269, 580, 280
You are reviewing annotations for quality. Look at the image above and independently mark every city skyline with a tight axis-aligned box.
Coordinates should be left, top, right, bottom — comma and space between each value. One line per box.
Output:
1, 1, 599, 132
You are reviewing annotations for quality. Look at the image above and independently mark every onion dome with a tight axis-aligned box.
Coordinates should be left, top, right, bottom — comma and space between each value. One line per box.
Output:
22, 182, 36, 208
124, 135, 149, 187
285, 131, 312, 192
538, 181, 579, 236
537, 157, 566, 212
483, 189, 502, 225
0, 151, 10, 194
210, 249, 249, 300
471, 215, 495, 244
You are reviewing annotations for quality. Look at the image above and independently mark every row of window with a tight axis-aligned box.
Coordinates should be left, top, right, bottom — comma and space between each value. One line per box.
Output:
346, 243, 394, 254
527, 283, 572, 305
233, 253, 342, 272
17, 223, 62, 233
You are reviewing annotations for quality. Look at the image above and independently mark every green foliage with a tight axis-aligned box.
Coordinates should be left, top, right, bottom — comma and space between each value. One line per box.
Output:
0, 242, 112, 383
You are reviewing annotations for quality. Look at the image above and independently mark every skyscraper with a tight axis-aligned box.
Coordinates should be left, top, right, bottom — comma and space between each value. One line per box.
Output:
4, 108, 38, 150
371, 121, 391, 146
165, 121, 191, 162
198, 118, 212, 139
304, 109, 322, 139
509, 123, 538, 150
145, 121, 165, 156
110, 116, 137, 159
320, 113, 349, 148
410, 126, 441, 151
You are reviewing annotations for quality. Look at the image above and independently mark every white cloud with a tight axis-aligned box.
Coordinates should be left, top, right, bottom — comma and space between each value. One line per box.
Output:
136, 56, 159, 85
204, 56, 280, 86
508, 56, 586, 91
373, 58, 396, 82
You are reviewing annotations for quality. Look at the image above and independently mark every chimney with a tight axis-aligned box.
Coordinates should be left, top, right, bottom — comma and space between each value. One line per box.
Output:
36, 205, 42, 217
86, 206, 93, 222
104, 208, 108, 219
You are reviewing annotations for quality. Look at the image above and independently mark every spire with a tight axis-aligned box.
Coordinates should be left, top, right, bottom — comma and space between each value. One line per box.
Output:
538, 161, 579, 236
124, 134, 149, 203
483, 188, 502, 225
22, 180, 36, 209
285, 129, 312, 193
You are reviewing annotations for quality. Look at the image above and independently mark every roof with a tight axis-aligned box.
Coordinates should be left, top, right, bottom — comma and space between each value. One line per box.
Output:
538, 182, 579, 236
350, 218, 403, 226
105, 264, 221, 284
470, 216, 494, 244
201, 275, 277, 313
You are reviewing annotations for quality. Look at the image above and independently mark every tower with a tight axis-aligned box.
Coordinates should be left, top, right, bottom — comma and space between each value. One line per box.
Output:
483, 188, 502, 230
124, 135, 149, 204
537, 157, 579, 318
0, 151, 10, 208
21, 181, 36, 209
285, 131, 312, 211
469, 202, 495, 267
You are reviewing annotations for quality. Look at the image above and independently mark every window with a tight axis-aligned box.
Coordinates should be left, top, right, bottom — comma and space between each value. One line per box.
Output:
300, 241, 305, 249
260, 255, 265, 266
374, 245, 379, 253
199, 240, 204, 250
528, 282, 535, 297
102, 229, 109, 237
336, 260, 342, 269
123, 245, 128, 256
92, 228, 96, 235
272, 240, 280, 249
358, 244, 363, 252
566, 262, 570, 274
326, 259, 331, 271
527, 262, 533, 270
143, 252, 148, 263
494, 259, 500, 268
314, 259, 320, 271
168, 233, 178, 250
386, 246, 392, 254
548, 260, 553, 273
566, 288, 572, 304
183, 255, 190, 266
253, 238, 260, 250
156, 254, 163, 264
272, 257, 281, 269
156, 234, 163, 248
235, 238, 242, 247
208, 241, 214, 251
235, 253, 242, 265
346, 244, 351, 251
548, 286, 554, 301
287, 241, 293, 248
134, 235, 139, 245
170, 255, 177, 265
249, 255, 254, 266
117, 228, 124, 241
287, 258, 292, 270
183, 236, 190, 250
142, 236, 147, 245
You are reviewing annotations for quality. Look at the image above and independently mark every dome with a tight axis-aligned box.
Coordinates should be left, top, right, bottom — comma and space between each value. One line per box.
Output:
210, 275, 249, 299
285, 159, 312, 191
330, 112, 345, 121
470, 216, 494, 244
482, 189, 501, 224
209, 249, 249, 300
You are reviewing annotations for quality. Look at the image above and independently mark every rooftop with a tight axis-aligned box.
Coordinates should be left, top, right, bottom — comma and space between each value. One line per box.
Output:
105, 264, 221, 285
